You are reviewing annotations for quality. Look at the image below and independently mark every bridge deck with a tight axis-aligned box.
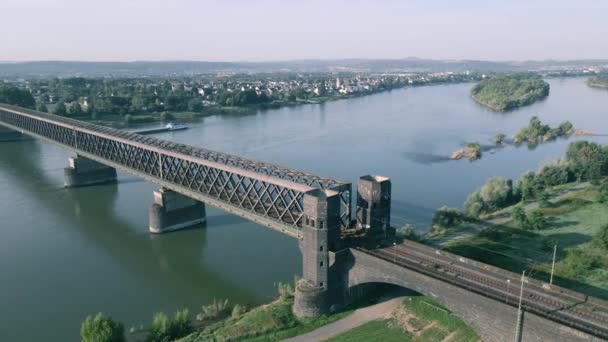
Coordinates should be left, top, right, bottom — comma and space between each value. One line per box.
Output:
0, 104, 352, 236
361, 241, 608, 340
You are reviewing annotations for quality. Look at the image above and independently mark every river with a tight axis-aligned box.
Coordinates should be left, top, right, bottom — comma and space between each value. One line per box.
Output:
1, 77, 607, 341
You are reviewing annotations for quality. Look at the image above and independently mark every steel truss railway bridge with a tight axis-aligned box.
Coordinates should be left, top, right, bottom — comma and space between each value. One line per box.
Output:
1, 104, 606, 342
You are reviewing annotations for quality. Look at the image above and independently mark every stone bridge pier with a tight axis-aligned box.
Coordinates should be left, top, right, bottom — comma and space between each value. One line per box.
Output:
149, 188, 206, 234
64, 155, 117, 187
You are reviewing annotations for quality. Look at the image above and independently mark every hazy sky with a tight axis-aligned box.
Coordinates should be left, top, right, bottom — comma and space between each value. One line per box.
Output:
2, 0, 607, 62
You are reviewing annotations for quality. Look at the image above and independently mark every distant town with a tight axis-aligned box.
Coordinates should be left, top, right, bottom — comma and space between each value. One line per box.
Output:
1, 59, 606, 125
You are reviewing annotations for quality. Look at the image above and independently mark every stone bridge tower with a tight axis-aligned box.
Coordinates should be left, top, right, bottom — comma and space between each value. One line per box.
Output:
294, 188, 341, 316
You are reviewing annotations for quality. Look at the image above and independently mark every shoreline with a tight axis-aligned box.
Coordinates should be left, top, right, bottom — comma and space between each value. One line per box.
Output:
470, 92, 549, 112
78, 79, 484, 127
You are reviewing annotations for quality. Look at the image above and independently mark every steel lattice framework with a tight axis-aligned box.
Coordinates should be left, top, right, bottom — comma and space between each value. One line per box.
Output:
0, 104, 351, 237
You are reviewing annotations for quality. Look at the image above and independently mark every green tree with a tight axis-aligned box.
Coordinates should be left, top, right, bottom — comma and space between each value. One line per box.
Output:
517, 172, 544, 202
538, 160, 571, 187
538, 191, 551, 208
495, 133, 506, 145
463, 191, 484, 217
566, 141, 608, 181
54, 102, 67, 116
558, 121, 574, 135
187, 98, 204, 112
527, 210, 546, 230
0, 86, 36, 108
598, 180, 608, 203
479, 177, 513, 211
512, 206, 528, 229
432, 207, 468, 231
68, 102, 83, 116
81, 313, 126, 342
36, 102, 48, 112
148, 312, 170, 342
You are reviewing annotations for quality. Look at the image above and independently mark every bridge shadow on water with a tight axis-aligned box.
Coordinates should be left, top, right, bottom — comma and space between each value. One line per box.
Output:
0, 140, 259, 305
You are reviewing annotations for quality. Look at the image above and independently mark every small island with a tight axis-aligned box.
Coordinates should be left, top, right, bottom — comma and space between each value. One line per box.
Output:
450, 142, 482, 161
471, 75, 550, 111
513, 116, 573, 144
588, 75, 608, 89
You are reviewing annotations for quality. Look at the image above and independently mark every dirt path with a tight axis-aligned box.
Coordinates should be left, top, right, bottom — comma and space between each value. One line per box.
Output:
285, 296, 405, 342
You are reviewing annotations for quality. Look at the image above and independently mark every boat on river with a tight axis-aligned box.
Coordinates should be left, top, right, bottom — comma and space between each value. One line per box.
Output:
165, 123, 188, 131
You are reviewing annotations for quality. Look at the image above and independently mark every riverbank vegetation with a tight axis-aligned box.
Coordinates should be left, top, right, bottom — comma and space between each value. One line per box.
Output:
327, 297, 479, 342
428, 140, 608, 297
450, 117, 584, 162
588, 75, 608, 89
444, 182, 608, 297
512, 117, 574, 144
0, 86, 35, 109
79, 281, 371, 342
0, 71, 483, 126
461, 140, 608, 218
471, 75, 549, 111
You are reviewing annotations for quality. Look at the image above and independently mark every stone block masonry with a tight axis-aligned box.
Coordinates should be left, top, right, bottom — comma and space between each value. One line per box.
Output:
345, 248, 602, 342
64, 155, 117, 187
149, 188, 206, 234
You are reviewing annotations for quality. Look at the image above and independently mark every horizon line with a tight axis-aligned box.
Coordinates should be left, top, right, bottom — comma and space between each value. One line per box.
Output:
1, 57, 608, 64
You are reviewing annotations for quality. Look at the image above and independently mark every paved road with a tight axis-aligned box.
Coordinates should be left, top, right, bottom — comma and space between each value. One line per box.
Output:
285, 295, 405, 342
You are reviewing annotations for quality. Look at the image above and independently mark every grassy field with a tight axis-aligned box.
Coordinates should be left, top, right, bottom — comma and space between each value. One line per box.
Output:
179, 287, 398, 342
442, 182, 608, 299
326, 320, 409, 342
179, 298, 351, 342
327, 296, 479, 342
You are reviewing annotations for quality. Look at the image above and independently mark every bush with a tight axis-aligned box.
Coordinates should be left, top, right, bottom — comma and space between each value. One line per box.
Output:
598, 180, 608, 203
559, 249, 596, 279
197, 299, 229, 321
463, 177, 514, 217
495, 133, 506, 145
512, 207, 546, 230
538, 191, 551, 208
512, 206, 528, 229
432, 207, 468, 229
463, 191, 484, 217
160, 111, 175, 121
594, 224, 608, 250
147, 309, 192, 342
232, 304, 246, 319
558, 121, 574, 135
466, 142, 482, 160
517, 171, 545, 202
538, 160, 571, 187
396, 224, 421, 241
81, 313, 126, 342
479, 177, 513, 211
276, 282, 294, 301
527, 210, 547, 230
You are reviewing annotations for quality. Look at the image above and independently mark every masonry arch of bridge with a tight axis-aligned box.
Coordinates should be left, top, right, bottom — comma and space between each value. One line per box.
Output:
340, 248, 598, 342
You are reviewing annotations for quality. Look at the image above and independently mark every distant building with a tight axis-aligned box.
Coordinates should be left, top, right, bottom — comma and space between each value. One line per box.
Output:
336, 77, 341, 89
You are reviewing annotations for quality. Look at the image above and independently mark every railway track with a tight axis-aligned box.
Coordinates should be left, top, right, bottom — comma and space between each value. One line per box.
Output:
360, 245, 608, 340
